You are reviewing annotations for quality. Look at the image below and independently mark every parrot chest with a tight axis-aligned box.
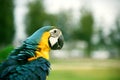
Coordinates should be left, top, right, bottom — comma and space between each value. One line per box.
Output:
28, 32, 51, 61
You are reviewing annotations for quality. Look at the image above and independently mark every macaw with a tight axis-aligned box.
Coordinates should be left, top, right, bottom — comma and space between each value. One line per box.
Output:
0, 26, 64, 80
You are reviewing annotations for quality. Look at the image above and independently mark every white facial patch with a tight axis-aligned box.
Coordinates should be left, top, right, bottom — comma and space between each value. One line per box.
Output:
49, 37, 58, 46
49, 28, 63, 47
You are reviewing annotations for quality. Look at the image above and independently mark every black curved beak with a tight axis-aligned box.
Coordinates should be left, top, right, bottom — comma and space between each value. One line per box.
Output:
51, 34, 64, 50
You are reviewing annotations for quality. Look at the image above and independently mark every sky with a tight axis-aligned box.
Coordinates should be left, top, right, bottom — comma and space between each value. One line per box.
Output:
13, 0, 28, 46
44, 0, 120, 35
13, 0, 120, 46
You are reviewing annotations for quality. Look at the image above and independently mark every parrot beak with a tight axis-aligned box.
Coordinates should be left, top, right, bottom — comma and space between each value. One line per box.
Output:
51, 34, 64, 50
48, 29, 64, 50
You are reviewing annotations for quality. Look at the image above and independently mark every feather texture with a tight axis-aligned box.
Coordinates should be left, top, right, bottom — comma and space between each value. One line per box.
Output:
0, 26, 63, 80
0, 57, 50, 80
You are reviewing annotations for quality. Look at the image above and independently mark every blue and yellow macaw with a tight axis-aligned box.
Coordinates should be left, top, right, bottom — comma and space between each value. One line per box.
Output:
0, 26, 64, 80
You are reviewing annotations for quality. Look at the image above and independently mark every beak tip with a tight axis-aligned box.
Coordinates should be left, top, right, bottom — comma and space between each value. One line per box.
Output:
58, 35, 64, 49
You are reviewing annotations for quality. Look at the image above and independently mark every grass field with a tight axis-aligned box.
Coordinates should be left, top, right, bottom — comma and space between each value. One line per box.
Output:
48, 58, 120, 80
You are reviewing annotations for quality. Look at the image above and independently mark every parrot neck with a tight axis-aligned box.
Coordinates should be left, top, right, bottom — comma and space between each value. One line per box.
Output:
28, 32, 51, 61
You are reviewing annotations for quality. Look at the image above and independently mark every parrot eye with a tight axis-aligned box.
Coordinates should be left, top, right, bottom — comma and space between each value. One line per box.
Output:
49, 29, 60, 38
54, 30, 57, 33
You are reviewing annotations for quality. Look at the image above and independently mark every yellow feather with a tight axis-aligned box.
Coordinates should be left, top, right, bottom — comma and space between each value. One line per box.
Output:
28, 32, 51, 61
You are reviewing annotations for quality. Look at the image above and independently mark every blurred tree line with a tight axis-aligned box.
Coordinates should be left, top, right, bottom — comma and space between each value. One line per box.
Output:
26, 0, 69, 41
0, 0, 120, 58
72, 8, 94, 57
26, 0, 57, 35
107, 15, 120, 58
0, 0, 14, 46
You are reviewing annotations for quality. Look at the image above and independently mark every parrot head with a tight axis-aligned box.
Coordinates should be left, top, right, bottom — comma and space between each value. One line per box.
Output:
25, 26, 64, 50
25, 26, 64, 60
48, 28, 64, 50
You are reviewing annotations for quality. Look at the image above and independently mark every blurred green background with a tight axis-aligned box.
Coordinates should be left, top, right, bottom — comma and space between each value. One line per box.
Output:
0, 0, 120, 80
48, 59, 120, 80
